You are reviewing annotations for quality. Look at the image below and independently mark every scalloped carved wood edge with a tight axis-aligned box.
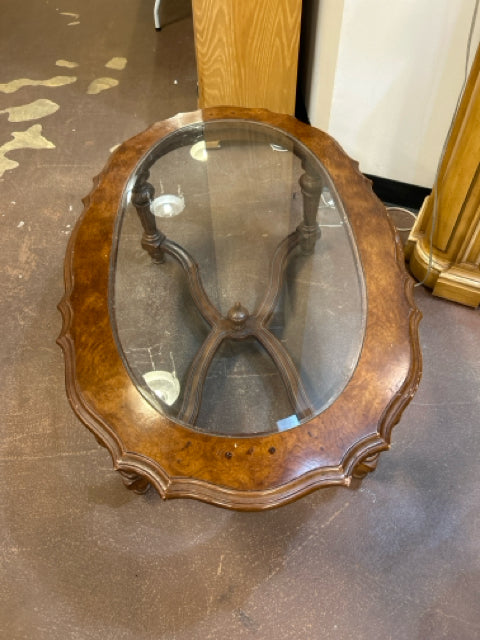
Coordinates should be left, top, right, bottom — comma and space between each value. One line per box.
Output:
350, 232, 422, 480
57, 107, 422, 511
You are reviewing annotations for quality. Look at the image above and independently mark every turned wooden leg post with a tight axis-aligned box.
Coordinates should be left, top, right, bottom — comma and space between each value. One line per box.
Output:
298, 161, 322, 254
131, 170, 166, 263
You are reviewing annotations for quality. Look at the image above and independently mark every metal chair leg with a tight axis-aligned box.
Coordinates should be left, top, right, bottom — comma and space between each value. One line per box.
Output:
154, 0, 162, 30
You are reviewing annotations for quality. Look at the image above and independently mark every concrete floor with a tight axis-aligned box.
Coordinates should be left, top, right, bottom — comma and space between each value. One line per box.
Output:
1, 1, 479, 638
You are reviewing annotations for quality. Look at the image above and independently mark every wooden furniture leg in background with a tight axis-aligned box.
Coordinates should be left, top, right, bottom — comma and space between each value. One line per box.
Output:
192, 0, 302, 115
405, 44, 480, 308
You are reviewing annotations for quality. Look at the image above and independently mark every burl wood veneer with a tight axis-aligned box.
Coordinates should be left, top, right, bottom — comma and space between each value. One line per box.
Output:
58, 107, 422, 510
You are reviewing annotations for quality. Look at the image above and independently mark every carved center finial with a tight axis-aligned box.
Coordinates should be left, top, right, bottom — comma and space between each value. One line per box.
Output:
227, 302, 249, 330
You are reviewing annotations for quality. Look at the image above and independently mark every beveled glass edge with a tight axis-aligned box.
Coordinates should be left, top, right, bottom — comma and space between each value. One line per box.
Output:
108, 117, 368, 437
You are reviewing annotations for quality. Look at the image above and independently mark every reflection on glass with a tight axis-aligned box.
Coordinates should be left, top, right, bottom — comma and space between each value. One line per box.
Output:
111, 120, 366, 436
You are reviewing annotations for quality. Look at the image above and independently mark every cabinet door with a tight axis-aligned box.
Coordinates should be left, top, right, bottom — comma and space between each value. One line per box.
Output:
192, 0, 302, 115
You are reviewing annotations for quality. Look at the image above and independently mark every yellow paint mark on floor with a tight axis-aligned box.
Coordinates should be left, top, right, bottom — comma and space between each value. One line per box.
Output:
56, 60, 79, 69
105, 57, 127, 71
0, 124, 55, 178
0, 99, 60, 123
87, 77, 119, 95
59, 12, 80, 26
0, 76, 77, 94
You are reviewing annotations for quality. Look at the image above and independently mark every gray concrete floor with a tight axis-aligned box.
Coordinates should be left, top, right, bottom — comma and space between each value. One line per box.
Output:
1, 2, 479, 638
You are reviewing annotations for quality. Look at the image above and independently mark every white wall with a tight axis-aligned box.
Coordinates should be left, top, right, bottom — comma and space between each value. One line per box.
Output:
303, 0, 480, 186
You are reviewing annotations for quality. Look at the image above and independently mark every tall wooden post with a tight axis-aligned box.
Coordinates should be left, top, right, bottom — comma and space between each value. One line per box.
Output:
405, 44, 480, 308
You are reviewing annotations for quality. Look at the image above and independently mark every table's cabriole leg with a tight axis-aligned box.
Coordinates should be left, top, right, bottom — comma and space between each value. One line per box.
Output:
352, 452, 380, 479
131, 171, 166, 263
118, 469, 151, 494
298, 162, 323, 254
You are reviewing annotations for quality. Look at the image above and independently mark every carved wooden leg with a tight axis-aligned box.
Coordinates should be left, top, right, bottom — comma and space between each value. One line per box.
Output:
255, 327, 312, 420
118, 470, 151, 494
131, 170, 166, 263
352, 452, 380, 479
169, 230, 313, 426
176, 327, 227, 425
298, 161, 322, 254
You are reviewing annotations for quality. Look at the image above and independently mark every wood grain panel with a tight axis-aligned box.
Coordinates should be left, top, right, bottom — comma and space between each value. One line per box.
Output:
192, 0, 302, 114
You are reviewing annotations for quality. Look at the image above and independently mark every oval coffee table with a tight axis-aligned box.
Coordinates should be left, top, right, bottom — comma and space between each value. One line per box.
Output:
58, 107, 422, 510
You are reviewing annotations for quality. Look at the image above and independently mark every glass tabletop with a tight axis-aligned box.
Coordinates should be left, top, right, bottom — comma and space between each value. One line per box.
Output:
111, 119, 366, 436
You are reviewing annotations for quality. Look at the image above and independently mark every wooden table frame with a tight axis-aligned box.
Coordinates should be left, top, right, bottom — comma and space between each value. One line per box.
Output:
58, 107, 422, 510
